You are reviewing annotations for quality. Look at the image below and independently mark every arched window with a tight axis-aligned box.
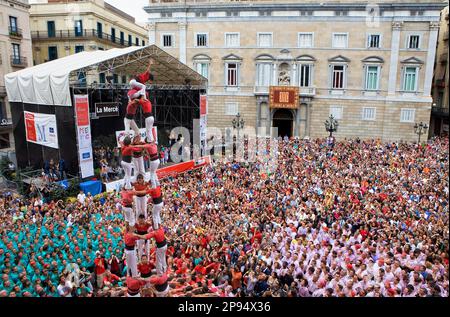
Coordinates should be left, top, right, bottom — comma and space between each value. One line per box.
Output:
193, 54, 211, 81
255, 54, 274, 88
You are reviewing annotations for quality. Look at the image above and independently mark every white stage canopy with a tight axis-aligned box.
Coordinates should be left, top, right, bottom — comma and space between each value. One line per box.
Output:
4, 45, 207, 107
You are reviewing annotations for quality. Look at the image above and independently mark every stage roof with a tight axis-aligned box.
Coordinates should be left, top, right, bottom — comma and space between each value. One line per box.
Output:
4, 45, 207, 107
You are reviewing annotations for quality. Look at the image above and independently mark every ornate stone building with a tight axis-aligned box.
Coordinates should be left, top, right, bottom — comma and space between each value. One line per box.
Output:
144, 0, 447, 141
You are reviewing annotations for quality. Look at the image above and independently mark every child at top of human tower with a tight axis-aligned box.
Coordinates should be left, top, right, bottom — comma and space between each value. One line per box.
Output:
124, 58, 157, 144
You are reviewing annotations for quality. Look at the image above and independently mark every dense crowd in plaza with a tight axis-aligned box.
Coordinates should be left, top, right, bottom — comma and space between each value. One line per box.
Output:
0, 135, 448, 297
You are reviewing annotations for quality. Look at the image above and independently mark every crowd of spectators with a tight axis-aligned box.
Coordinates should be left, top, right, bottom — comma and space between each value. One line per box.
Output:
0, 136, 448, 297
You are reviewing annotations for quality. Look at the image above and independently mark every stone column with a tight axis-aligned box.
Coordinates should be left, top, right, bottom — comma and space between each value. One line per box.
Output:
147, 22, 156, 45
292, 63, 298, 86
272, 63, 277, 86
295, 107, 301, 137
178, 21, 187, 64
388, 22, 403, 95
423, 21, 440, 97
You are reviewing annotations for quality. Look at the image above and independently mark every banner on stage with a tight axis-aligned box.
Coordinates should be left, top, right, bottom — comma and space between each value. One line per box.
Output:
200, 95, 208, 115
95, 102, 120, 117
74, 94, 94, 178
115, 127, 158, 147
24, 111, 59, 149
105, 156, 211, 192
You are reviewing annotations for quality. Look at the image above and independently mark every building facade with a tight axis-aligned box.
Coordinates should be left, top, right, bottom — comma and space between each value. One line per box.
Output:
29, 0, 148, 84
0, 0, 33, 157
144, 0, 446, 142
430, 6, 449, 137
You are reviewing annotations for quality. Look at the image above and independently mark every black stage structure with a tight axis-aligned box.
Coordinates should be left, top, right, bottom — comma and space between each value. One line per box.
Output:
8, 46, 207, 176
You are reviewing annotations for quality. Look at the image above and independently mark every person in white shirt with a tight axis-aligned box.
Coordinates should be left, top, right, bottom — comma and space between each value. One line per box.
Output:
57, 276, 73, 297
77, 191, 86, 205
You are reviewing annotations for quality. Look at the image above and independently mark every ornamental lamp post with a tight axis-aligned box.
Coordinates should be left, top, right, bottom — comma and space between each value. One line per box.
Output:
414, 122, 428, 143
232, 112, 245, 141
324, 114, 339, 138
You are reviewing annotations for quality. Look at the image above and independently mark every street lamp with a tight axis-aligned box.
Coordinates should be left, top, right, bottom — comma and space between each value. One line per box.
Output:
232, 112, 245, 140
414, 122, 428, 143
324, 114, 339, 137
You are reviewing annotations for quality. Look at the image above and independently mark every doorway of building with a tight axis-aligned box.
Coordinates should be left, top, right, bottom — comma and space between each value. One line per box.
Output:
272, 108, 293, 138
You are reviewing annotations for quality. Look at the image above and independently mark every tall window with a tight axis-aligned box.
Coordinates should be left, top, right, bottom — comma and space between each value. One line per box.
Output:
331, 65, 345, 89
128, 35, 132, 46
299, 64, 313, 87
407, 35, 420, 49
9, 16, 18, 33
12, 44, 20, 60
362, 107, 376, 121
99, 73, 106, 84
368, 34, 380, 48
47, 21, 55, 37
196, 33, 208, 47
403, 67, 418, 91
400, 109, 415, 122
298, 33, 313, 48
122, 75, 127, 83
226, 63, 238, 86
332, 33, 348, 48
135, 37, 139, 46
225, 33, 240, 47
365, 65, 380, 90
225, 102, 239, 116
120, 31, 125, 45
329, 106, 343, 120
256, 63, 272, 86
162, 34, 173, 47
48, 46, 58, 61
97, 22, 103, 38
258, 33, 272, 48
74, 20, 83, 36
196, 63, 209, 80
142, 40, 145, 46
75, 45, 84, 53
111, 28, 116, 43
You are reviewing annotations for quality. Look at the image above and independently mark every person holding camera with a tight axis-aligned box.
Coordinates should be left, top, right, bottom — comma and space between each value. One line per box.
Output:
94, 251, 108, 289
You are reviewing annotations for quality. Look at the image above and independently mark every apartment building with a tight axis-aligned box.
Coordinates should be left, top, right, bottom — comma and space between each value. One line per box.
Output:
0, 0, 33, 156
430, 6, 449, 137
29, 0, 148, 84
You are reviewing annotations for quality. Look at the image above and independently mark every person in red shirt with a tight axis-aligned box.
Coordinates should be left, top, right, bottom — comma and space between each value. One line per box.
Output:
132, 136, 146, 179
132, 173, 150, 219
137, 254, 154, 279
128, 59, 153, 100
125, 59, 155, 142
124, 224, 141, 277
120, 136, 137, 190
137, 227, 167, 275
94, 251, 107, 289
147, 272, 169, 297
103, 270, 121, 287
125, 276, 147, 297
120, 189, 135, 226
143, 142, 160, 188
147, 185, 163, 229
135, 214, 151, 259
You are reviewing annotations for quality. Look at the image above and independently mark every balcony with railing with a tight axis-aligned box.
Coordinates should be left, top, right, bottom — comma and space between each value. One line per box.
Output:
254, 85, 316, 96
432, 106, 449, 118
10, 56, 27, 68
8, 27, 23, 39
31, 29, 133, 47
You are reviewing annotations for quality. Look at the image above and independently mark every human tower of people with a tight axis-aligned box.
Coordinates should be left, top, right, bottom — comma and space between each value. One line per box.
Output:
118, 59, 169, 297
